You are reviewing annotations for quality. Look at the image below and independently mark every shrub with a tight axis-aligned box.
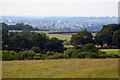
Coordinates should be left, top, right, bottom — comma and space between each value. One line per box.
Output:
71, 51, 88, 58
33, 53, 45, 60
64, 48, 77, 58
2, 50, 20, 61
20, 50, 36, 60
99, 54, 108, 58
31, 47, 41, 53
46, 51, 58, 56
107, 54, 120, 58
73, 52, 86, 58
57, 53, 69, 59
88, 53, 100, 58
46, 51, 69, 59
82, 43, 98, 52
63, 40, 71, 45
71, 51, 100, 58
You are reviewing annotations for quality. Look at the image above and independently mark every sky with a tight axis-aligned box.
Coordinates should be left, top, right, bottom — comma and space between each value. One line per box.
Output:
0, 0, 119, 17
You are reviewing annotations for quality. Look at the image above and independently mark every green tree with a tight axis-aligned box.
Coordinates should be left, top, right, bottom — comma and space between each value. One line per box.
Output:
81, 43, 98, 52
31, 33, 49, 50
2, 28, 9, 50
112, 30, 120, 48
71, 30, 93, 48
45, 37, 64, 52
95, 24, 120, 47
8, 30, 32, 51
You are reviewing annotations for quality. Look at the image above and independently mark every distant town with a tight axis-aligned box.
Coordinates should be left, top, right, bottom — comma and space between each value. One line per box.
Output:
1, 16, 118, 32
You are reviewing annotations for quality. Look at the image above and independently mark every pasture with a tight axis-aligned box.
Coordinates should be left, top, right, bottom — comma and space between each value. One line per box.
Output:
100, 49, 120, 55
2, 59, 118, 78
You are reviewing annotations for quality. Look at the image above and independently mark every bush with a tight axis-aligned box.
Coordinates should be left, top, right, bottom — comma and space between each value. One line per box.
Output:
31, 47, 41, 53
20, 50, 36, 60
63, 40, 71, 45
82, 43, 98, 52
64, 48, 77, 58
2, 50, 21, 61
71, 52, 86, 58
107, 54, 120, 58
99, 54, 108, 58
33, 53, 45, 60
57, 53, 69, 59
46, 51, 58, 56
88, 53, 100, 58
71, 51, 101, 58
46, 51, 69, 59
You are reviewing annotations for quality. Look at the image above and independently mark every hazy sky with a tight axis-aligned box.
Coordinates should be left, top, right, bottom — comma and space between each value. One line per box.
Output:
0, 0, 119, 17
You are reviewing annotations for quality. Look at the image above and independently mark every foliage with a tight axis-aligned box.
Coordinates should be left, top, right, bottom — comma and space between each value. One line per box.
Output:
2, 23, 120, 61
2, 28, 9, 50
45, 51, 69, 59
45, 37, 64, 52
31, 46, 41, 53
46, 51, 58, 56
81, 43, 98, 52
2, 29, 64, 53
31, 33, 49, 50
1, 23, 39, 31
64, 48, 77, 58
112, 30, 120, 48
20, 50, 36, 60
107, 54, 120, 58
33, 53, 45, 60
63, 40, 71, 45
71, 29, 93, 48
95, 24, 120, 48
2, 50, 21, 61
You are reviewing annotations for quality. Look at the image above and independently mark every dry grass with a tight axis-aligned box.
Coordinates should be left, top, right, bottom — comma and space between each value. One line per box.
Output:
47, 34, 72, 40
2, 59, 118, 78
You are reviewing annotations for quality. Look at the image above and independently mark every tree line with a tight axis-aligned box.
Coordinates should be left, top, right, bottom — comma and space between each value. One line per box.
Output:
1, 23, 39, 31
2, 23, 120, 60
71, 24, 120, 48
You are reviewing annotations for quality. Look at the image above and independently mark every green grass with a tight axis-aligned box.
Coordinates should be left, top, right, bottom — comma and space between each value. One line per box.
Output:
100, 49, 120, 55
2, 59, 118, 78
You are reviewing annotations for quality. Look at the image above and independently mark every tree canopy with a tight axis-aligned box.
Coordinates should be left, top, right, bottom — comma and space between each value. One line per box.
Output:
71, 29, 93, 48
1, 23, 39, 31
95, 24, 120, 48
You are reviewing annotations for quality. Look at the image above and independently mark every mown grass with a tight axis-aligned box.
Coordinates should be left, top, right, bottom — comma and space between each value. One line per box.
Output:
2, 59, 118, 78
100, 49, 120, 55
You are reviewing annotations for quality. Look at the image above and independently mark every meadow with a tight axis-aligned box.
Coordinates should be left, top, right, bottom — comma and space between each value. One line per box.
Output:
2, 59, 118, 78
4, 30, 119, 78
100, 49, 120, 55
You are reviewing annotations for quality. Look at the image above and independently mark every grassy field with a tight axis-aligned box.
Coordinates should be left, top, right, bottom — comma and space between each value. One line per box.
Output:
100, 49, 120, 55
42, 32, 96, 40
47, 34, 72, 40
2, 59, 118, 78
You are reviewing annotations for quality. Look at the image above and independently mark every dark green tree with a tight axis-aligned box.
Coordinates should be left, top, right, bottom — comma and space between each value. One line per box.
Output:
2, 28, 9, 50
71, 30, 93, 48
112, 30, 120, 48
31, 33, 49, 50
45, 37, 64, 52
81, 43, 98, 52
95, 24, 120, 47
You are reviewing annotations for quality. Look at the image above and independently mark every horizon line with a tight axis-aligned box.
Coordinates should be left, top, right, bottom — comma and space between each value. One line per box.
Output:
1, 15, 118, 18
